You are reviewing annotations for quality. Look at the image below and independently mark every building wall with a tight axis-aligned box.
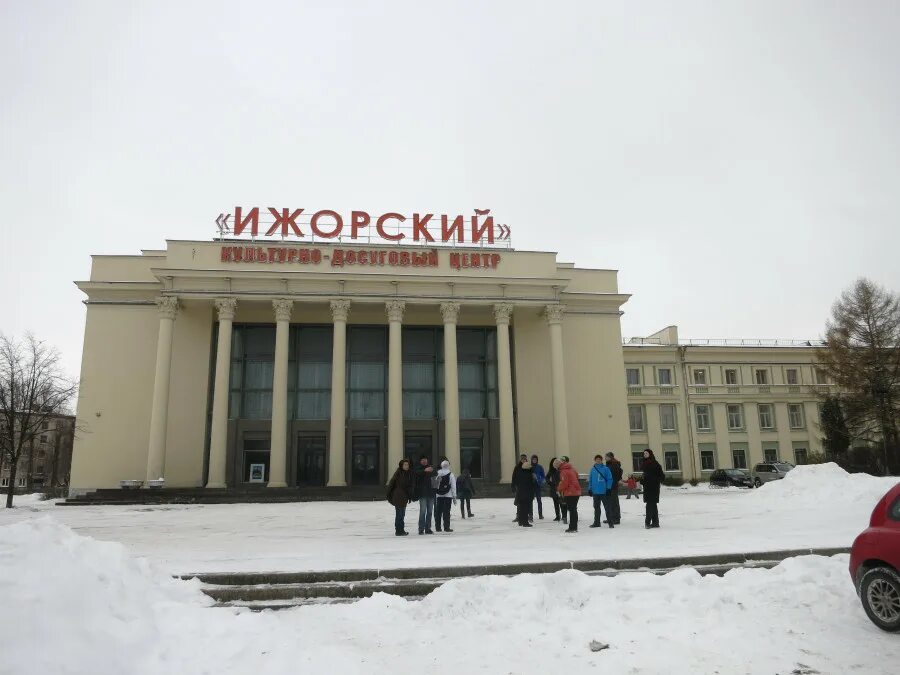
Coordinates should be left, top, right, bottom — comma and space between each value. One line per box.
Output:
623, 344, 831, 480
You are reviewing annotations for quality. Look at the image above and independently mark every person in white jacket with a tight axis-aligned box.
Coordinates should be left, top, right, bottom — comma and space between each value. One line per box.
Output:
432, 460, 457, 533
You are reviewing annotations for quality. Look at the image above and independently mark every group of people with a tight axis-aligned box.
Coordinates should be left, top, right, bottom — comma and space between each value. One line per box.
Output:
385, 454, 476, 535
386, 449, 667, 536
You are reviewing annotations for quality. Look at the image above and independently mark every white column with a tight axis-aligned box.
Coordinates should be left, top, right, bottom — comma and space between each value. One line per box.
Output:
386, 300, 405, 479
494, 303, 516, 483
441, 302, 461, 471
146, 296, 179, 482
545, 304, 570, 457
206, 298, 237, 488
268, 298, 293, 488
327, 299, 351, 486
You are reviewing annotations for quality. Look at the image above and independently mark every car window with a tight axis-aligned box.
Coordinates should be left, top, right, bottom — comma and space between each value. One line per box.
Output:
774, 463, 793, 472
890, 496, 900, 521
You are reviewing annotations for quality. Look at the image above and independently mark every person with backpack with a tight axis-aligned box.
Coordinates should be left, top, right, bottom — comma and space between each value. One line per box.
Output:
457, 467, 476, 519
386, 458, 414, 536
530, 454, 546, 520
412, 454, 435, 535
556, 456, 581, 533
640, 448, 665, 529
604, 451, 623, 525
588, 454, 615, 529
432, 459, 457, 532
513, 456, 535, 526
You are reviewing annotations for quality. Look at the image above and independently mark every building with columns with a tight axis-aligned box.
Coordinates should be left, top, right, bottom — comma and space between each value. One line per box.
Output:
69, 239, 631, 493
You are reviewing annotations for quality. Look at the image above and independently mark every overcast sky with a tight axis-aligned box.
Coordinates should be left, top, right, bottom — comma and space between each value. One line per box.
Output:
2, 1, 899, 378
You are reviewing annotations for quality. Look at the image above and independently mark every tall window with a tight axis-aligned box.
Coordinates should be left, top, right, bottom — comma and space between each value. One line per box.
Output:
631, 448, 644, 472
626, 368, 640, 386
347, 327, 386, 419
290, 326, 332, 419
457, 329, 499, 419
724, 369, 738, 385
229, 325, 275, 419
659, 404, 676, 431
663, 444, 680, 471
815, 369, 828, 385
657, 368, 673, 386
693, 369, 707, 385
786, 369, 798, 385
757, 404, 775, 430
403, 328, 438, 418
755, 369, 769, 385
763, 442, 779, 462
401, 327, 497, 420
695, 404, 712, 431
794, 446, 808, 465
699, 443, 716, 471
628, 405, 645, 432
727, 404, 744, 430
788, 404, 805, 429
731, 443, 748, 469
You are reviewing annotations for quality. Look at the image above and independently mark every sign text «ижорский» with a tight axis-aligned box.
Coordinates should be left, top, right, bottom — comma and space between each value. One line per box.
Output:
216, 207, 512, 244
219, 246, 502, 271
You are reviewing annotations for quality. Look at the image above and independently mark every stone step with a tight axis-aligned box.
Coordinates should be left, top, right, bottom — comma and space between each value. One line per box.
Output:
188, 547, 851, 609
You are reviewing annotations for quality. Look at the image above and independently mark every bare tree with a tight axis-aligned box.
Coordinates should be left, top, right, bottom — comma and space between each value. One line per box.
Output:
0, 334, 78, 507
816, 279, 900, 475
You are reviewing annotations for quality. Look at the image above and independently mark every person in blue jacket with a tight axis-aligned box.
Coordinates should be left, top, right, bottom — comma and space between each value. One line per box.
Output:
530, 454, 546, 520
588, 454, 615, 529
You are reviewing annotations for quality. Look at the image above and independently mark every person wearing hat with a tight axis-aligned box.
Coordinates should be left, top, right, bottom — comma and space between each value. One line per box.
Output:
513, 455, 535, 527
556, 455, 582, 533
604, 451, 623, 525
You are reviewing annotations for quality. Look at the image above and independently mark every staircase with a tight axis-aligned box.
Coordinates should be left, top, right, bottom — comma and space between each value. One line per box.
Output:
186, 547, 850, 610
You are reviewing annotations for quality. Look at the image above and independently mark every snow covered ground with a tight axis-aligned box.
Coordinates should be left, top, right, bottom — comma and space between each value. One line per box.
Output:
2, 518, 899, 675
1, 465, 898, 674
0, 464, 896, 573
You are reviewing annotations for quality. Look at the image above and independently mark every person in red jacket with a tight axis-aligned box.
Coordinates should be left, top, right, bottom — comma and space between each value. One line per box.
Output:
555, 456, 582, 533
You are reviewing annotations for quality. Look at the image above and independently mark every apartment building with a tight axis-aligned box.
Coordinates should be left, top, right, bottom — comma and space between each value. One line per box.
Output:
623, 326, 830, 481
0, 413, 76, 492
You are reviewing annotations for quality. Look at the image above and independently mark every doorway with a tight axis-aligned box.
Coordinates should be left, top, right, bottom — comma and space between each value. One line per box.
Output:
296, 435, 326, 486
404, 432, 434, 466
351, 435, 380, 485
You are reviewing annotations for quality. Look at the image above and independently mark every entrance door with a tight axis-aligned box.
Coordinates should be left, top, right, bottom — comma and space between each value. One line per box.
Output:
351, 435, 380, 485
460, 432, 484, 478
296, 435, 326, 486
404, 433, 433, 466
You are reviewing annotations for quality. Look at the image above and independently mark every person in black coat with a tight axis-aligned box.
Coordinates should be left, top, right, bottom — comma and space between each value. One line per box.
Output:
513, 456, 534, 527
640, 448, 665, 529
510, 453, 528, 522
546, 456, 563, 522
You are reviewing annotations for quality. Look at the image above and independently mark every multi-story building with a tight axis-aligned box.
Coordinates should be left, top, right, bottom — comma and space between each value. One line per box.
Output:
623, 326, 830, 481
0, 413, 76, 492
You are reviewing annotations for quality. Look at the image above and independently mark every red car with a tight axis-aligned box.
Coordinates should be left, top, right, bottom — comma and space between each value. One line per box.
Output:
849, 482, 900, 632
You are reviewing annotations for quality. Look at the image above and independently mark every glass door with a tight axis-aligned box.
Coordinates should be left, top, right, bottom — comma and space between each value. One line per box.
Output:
351, 435, 380, 485
404, 433, 433, 466
296, 435, 326, 486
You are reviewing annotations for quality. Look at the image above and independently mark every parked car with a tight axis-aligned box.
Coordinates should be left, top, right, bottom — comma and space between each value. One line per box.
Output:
709, 469, 754, 489
751, 462, 794, 487
849, 482, 900, 632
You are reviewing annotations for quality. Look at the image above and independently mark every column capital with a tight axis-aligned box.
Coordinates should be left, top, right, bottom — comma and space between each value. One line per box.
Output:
330, 299, 351, 322
272, 298, 293, 322
385, 299, 406, 323
440, 301, 461, 324
214, 298, 237, 321
155, 296, 179, 320
493, 303, 514, 325
544, 303, 566, 325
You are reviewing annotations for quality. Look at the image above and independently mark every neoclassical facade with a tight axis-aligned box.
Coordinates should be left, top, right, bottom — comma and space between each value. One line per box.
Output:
70, 240, 631, 493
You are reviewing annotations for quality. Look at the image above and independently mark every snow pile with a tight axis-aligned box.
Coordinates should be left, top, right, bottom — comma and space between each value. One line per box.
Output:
0, 517, 209, 675
755, 462, 898, 508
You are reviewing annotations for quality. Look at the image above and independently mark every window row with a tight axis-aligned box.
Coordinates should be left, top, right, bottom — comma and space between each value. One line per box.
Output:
629, 403, 808, 432
226, 324, 498, 420
626, 366, 829, 387
629, 444, 682, 473
697, 441, 810, 471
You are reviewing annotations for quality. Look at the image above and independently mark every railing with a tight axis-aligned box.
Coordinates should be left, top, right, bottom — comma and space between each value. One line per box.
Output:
624, 337, 825, 347
625, 383, 835, 397
626, 385, 678, 396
